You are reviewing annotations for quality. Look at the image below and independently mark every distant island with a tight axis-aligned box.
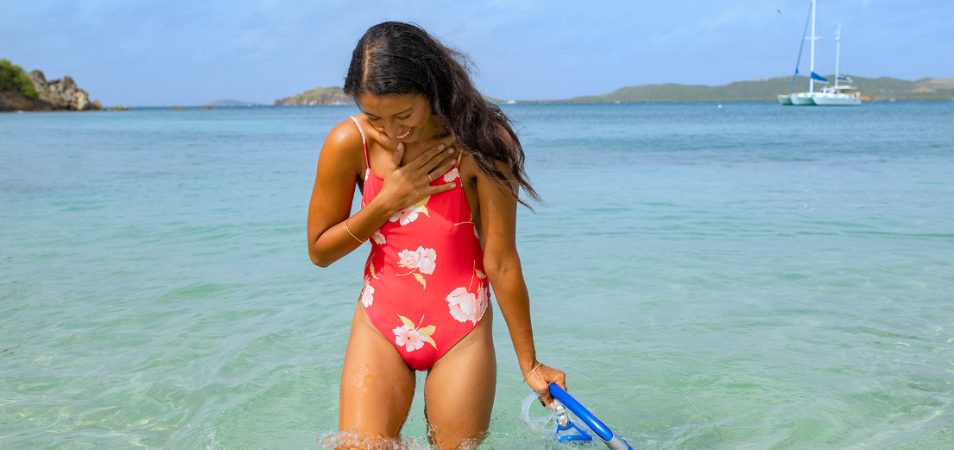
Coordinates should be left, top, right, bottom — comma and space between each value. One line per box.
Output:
562, 75, 954, 103
276, 76, 954, 105
0, 59, 102, 112
274, 87, 350, 106
206, 99, 263, 107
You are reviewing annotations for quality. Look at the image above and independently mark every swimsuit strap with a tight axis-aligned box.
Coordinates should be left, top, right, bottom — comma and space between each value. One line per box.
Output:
350, 115, 461, 173
349, 116, 370, 170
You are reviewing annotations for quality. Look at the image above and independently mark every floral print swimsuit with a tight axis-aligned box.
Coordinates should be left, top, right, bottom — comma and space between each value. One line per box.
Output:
350, 116, 489, 371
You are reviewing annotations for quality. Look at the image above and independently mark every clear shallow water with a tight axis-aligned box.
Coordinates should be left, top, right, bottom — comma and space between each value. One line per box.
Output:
1, 102, 953, 449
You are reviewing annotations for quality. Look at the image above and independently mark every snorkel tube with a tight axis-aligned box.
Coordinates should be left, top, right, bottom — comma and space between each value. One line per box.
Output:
549, 384, 633, 450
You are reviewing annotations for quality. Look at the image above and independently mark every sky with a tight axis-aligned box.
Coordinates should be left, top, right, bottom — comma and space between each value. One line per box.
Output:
2, 0, 952, 106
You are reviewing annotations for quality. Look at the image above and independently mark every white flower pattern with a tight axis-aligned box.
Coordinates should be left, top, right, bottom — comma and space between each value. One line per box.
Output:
389, 197, 429, 227
360, 280, 374, 307
372, 230, 386, 245
443, 167, 459, 182
393, 324, 425, 352
445, 286, 488, 325
398, 246, 437, 275
389, 204, 424, 226
392, 315, 437, 352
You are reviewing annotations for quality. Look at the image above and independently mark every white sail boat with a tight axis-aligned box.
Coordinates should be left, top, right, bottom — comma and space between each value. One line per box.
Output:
779, 0, 833, 106
780, 1, 861, 106
812, 25, 862, 106
789, 0, 825, 105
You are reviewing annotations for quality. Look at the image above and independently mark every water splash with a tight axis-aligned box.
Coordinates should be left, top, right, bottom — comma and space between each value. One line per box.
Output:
317, 431, 429, 450
316, 430, 486, 450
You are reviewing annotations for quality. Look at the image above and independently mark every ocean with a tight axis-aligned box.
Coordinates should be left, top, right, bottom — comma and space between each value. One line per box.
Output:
1, 102, 952, 449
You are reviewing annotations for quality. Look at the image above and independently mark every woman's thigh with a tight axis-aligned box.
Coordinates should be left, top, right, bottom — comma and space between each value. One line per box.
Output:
338, 303, 417, 442
423, 309, 497, 449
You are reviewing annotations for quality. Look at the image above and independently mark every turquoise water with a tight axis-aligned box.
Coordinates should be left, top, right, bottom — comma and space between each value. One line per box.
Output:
1, 103, 953, 449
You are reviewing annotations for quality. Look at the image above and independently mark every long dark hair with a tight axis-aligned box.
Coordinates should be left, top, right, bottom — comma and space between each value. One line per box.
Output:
344, 21, 539, 207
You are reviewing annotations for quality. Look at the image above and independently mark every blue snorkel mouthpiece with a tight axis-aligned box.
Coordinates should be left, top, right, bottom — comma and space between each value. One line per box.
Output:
548, 384, 633, 450
553, 402, 593, 443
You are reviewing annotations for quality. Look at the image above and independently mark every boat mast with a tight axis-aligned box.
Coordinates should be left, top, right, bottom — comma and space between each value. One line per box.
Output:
834, 24, 842, 89
809, 0, 817, 93
789, 2, 813, 92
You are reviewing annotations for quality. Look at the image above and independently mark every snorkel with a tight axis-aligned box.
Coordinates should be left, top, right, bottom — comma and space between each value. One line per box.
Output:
549, 384, 633, 449
522, 384, 633, 449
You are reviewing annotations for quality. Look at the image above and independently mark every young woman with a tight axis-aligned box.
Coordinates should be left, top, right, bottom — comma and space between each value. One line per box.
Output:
307, 21, 566, 448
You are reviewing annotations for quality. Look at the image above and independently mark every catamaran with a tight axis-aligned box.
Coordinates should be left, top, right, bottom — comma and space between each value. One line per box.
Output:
812, 25, 862, 106
791, 0, 825, 105
778, 1, 816, 105
778, 0, 860, 106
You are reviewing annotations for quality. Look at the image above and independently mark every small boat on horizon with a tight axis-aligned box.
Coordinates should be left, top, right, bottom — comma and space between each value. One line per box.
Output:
777, 1, 861, 106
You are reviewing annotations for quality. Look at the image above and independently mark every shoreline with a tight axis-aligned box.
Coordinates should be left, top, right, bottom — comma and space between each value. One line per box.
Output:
4, 98, 952, 113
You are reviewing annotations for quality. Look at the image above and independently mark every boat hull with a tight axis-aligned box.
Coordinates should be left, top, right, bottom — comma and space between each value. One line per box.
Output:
790, 93, 816, 105
777, 95, 793, 105
812, 94, 861, 106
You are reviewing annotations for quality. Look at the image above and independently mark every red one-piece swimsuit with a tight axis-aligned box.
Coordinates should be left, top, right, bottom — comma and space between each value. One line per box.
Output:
350, 116, 489, 371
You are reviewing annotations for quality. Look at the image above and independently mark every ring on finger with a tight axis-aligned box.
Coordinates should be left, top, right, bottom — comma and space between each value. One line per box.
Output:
427, 174, 433, 182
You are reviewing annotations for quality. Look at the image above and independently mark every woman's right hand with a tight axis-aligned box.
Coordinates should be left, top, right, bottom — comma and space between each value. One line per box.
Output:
525, 361, 568, 410
376, 139, 460, 213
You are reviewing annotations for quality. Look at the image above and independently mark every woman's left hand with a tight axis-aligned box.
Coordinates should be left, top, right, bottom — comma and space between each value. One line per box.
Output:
524, 361, 567, 410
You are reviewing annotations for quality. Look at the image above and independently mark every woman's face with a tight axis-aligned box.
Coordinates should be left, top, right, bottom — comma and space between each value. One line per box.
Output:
356, 93, 436, 144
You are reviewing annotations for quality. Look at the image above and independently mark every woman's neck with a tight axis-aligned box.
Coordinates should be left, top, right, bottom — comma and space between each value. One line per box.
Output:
399, 117, 449, 161
415, 116, 447, 143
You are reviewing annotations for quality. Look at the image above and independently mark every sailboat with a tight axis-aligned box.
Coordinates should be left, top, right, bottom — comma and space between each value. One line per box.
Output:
779, 0, 838, 106
791, 0, 826, 105
779, 1, 861, 106
812, 25, 862, 106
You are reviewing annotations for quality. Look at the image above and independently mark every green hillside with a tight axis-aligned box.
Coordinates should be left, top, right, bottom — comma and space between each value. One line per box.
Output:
277, 76, 954, 106
564, 76, 954, 103
274, 86, 350, 106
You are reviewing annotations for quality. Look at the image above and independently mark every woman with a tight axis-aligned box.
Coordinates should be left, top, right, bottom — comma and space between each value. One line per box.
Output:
307, 21, 566, 448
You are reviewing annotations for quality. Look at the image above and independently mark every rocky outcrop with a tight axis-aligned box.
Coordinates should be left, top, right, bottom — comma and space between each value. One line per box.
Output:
0, 90, 49, 111
28, 70, 101, 111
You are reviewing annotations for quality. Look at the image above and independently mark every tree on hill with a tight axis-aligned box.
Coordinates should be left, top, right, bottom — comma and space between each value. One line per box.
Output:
0, 59, 39, 99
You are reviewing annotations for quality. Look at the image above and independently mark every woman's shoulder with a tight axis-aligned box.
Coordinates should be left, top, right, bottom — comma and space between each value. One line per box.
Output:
324, 116, 365, 151
316, 117, 367, 178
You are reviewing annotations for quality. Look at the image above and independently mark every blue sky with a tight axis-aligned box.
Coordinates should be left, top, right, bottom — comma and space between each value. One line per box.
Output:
2, 0, 951, 106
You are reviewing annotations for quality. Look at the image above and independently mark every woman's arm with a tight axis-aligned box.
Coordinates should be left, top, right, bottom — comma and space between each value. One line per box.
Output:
307, 119, 460, 267
307, 120, 394, 267
475, 147, 566, 406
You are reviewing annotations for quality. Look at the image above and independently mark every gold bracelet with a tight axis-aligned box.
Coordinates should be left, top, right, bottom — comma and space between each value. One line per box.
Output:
523, 362, 543, 383
344, 219, 365, 244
